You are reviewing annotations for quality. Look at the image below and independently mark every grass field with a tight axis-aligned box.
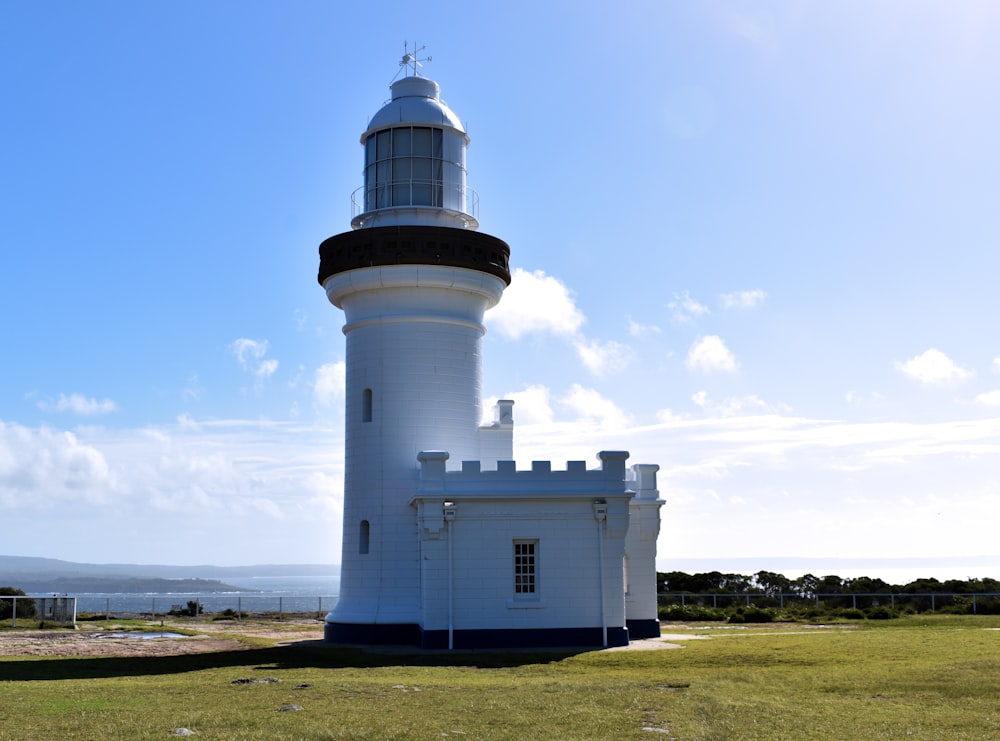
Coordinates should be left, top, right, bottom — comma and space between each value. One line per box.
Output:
2, 615, 999, 739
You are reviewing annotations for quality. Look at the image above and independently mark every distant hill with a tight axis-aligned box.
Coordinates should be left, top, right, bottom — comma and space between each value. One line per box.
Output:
0, 555, 338, 593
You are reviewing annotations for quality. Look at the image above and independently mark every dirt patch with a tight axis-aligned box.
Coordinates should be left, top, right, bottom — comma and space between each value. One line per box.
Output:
0, 619, 324, 658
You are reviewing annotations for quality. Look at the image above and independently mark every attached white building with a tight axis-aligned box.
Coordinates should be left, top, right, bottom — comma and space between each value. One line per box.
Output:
318, 65, 664, 649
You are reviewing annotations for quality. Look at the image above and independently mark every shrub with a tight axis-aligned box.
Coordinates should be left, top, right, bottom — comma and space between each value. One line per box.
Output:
974, 598, 1000, 615
739, 606, 775, 623
659, 604, 727, 622
168, 600, 202, 617
865, 605, 898, 620
838, 608, 866, 620
0, 587, 37, 620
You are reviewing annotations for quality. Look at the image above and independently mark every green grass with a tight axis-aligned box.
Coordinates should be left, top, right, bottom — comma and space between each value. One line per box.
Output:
2, 615, 1000, 739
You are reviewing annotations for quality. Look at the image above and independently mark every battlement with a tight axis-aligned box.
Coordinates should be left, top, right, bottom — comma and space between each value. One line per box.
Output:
415, 450, 659, 500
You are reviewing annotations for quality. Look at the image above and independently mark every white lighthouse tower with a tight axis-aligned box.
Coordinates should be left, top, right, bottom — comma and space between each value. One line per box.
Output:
319, 56, 664, 649
318, 57, 511, 644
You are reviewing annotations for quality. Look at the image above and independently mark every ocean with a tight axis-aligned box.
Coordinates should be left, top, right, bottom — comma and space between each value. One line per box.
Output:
69, 574, 341, 616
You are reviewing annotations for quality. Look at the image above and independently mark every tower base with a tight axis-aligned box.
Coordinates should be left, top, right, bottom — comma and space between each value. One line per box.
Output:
325, 621, 629, 650
324, 621, 421, 646
625, 618, 662, 639
417, 626, 629, 650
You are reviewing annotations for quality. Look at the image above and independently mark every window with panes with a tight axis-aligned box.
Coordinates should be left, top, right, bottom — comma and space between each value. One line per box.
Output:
364, 126, 444, 210
513, 540, 537, 595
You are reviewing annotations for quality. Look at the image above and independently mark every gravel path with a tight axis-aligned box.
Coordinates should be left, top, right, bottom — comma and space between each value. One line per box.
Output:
0, 619, 324, 657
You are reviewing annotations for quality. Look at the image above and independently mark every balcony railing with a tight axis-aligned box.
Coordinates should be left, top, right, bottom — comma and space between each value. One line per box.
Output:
351, 180, 479, 224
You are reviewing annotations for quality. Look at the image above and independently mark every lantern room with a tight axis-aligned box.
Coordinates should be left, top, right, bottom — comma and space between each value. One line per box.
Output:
351, 75, 477, 230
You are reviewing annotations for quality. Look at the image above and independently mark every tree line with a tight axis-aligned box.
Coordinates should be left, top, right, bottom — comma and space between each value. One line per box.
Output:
659, 570, 1000, 597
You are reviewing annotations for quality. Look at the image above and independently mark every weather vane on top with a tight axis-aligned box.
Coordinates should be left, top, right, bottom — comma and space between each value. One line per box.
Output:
395, 41, 431, 80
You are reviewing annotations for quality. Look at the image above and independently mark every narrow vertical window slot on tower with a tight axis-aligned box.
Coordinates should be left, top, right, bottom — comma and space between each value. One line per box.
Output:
359, 520, 370, 555
362, 388, 373, 423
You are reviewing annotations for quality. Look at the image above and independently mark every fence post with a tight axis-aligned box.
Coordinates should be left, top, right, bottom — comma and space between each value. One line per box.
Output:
106, 597, 111, 618
279, 596, 283, 621
852, 594, 857, 610
931, 593, 936, 611
972, 594, 977, 615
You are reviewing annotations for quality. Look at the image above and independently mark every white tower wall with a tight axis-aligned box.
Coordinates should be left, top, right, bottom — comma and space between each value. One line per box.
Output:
325, 265, 505, 629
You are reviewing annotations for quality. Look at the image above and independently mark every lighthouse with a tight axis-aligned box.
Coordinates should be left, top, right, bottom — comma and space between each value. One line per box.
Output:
319, 56, 663, 649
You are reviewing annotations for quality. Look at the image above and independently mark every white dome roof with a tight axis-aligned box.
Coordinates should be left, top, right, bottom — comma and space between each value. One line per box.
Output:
363, 76, 466, 140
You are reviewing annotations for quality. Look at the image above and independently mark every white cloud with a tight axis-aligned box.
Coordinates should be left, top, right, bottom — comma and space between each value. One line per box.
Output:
687, 335, 738, 373
668, 291, 710, 323
182, 374, 204, 402
656, 408, 687, 423
0, 415, 346, 563
487, 267, 633, 377
721, 289, 767, 310
230, 338, 278, 391
313, 361, 346, 406
4, 401, 1000, 567
0, 421, 115, 508
896, 349, 972, 385
230, 338, 269, 368
627, 316, 661, 337
256, 358, 279, 381
487, 268, 585, 340
573, 338, 632, 376
38, 393, 118, 416
691, 390, 781, 417
975, 390, 1000, 407
559, 384, 630, 429
489, 385, 554, 425
845, 390, 885, 407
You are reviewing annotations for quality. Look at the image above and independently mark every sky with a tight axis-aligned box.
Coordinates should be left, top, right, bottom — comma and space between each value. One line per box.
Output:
2, 1, 1000, 581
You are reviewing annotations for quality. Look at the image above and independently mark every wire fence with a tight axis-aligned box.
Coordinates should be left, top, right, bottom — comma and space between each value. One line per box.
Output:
659, 591, 1000, 613
2, 593, 339, 628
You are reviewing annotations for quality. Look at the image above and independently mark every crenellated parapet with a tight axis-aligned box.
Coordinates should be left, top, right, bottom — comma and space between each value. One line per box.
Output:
415, 450, 632, 495
413, 450, 637, 540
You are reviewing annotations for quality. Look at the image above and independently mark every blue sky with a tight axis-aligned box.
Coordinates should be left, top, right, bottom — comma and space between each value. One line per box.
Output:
3, 1, 999, 579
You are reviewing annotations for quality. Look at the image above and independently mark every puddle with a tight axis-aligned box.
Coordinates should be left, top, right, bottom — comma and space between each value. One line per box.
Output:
100, 632, 186, 640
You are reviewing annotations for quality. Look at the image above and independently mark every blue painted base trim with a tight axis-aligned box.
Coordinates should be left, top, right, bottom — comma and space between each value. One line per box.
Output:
324, 621, 421, 645
418, 626, 629, 650
626, 619, 662, 639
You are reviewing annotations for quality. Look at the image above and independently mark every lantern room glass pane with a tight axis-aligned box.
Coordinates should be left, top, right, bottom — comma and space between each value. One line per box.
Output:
392, 128, 411, 157
412, 127, 432, 156
362, 126, 452, 212
412, 158, 431, 181
376, 130, 391, 160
